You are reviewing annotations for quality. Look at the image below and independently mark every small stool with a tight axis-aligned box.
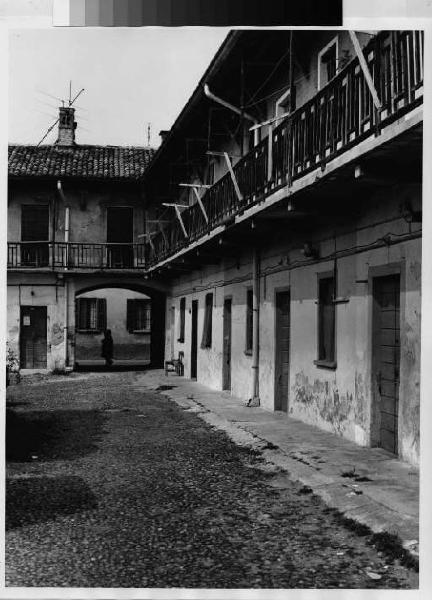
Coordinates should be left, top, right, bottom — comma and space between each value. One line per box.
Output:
165, 351, 184, 376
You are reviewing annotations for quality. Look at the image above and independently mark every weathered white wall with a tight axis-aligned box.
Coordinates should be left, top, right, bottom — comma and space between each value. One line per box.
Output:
165, 183, 421, 466
7, 273, 66, 371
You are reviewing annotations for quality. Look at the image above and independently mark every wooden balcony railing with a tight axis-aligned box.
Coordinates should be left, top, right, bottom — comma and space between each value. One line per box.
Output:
7, 242, 147, 270
148, 30, 423, 267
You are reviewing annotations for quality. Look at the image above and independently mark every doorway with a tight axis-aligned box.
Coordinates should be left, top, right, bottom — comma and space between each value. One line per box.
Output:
222, 298, 232, 390
372, 274, 401, 455
275, 290, 290, 411
106, 207, 133, 267
191, 300, 198, 379
21, 205, 49, 267
20, 306, 47, 369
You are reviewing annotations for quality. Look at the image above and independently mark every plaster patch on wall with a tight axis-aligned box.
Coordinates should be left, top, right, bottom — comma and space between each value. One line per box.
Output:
51, 322, 64, 346
292, 371, 352, 435
354, 371, 368, 427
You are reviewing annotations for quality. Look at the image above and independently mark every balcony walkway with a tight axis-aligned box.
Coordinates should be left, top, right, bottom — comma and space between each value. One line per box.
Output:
137, 369, 419, 562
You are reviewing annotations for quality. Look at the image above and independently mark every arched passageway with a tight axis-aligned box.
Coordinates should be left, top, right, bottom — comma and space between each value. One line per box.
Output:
65, 276, 167, 370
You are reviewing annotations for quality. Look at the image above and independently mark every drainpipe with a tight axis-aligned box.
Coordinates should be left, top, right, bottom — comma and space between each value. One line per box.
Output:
57, 180, 70, 369
249, 247, 260, 407
203, 83, 260, 146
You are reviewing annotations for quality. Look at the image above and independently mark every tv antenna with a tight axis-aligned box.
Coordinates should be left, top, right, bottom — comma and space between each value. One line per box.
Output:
36, 82, 85, 147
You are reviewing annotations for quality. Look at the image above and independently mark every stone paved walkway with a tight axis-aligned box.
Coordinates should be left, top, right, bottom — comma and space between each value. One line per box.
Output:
6, 371, 418, 589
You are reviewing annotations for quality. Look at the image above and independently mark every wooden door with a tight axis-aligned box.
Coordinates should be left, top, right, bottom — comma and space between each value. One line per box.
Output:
372, 274, 400, 454
20, 306, 47, 368
106, 207, 133, 267
21, 205, 49, 267
222, 298, 232, 390
275, 291, 290, 411
191, 300, 198, 379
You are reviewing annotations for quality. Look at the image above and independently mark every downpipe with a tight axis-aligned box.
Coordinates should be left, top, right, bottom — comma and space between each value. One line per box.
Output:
248, 247, 260, 407
203, 83, 260, 146
57, 180, 70, 369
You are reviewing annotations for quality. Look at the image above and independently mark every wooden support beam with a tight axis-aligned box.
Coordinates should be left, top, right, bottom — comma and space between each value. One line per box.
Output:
249, 112, 291, 132
179, 183, 211, 188
192, 187, 209, 223
224, 152, 243, 201
161, 203, 189, 238
206, 150, 242, 159
349, 31, 381, 110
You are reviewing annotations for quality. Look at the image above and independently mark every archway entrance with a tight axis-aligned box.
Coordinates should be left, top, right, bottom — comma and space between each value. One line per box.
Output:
75, 288, 151, 368
70, 278, 166, 371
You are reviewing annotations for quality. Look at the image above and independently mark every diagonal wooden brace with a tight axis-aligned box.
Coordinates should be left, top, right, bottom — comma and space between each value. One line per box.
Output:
192, 187, 209, 223
174, 205, 188, 238
224, 152, 243, 201
349, 31, 381, 110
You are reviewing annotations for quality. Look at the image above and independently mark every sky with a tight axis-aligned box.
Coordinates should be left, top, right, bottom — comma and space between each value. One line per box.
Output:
8, 27, 229, 147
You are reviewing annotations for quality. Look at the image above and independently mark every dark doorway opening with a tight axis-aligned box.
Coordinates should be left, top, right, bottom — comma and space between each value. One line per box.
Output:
106, 207, 133, 268
372, 274, 401, 455
275, 290, 290, 412
191, 300, 198, 379
21, 205, 49, 267
20, 306, 47, 369
222, 298, 232, 391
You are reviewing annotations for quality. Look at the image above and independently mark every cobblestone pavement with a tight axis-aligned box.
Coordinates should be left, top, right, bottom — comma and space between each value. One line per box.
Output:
6, 372, 418, 588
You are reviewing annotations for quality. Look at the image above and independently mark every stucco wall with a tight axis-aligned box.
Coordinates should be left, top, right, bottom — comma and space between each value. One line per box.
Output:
7, 273, 66, 371
8, 183, 145, 244
75, 288, 150, 362
165, 183, 421, 466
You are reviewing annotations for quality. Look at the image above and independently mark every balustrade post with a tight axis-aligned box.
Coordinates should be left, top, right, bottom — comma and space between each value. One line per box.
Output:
267, 124, 273, 183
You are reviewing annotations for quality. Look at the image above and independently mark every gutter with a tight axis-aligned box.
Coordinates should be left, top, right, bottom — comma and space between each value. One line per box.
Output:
203, 84, 259, 146
57, 180, 69, 369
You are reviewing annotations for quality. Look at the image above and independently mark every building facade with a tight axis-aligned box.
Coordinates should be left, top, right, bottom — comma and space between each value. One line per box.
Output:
7, 108, 166, 371
142, 30, 423, 466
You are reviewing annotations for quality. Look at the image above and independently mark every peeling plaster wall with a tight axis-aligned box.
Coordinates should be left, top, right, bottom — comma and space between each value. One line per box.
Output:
7, 273, 66, 371
165, 183, 421, 466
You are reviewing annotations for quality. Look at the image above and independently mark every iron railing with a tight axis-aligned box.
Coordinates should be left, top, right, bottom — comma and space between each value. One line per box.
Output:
147, 30, 423, 267
7, 242, 147, 269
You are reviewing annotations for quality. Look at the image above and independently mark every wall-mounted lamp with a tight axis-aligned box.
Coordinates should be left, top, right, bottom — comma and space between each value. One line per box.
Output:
402, 201, 422, 223
302, 242, 319, 259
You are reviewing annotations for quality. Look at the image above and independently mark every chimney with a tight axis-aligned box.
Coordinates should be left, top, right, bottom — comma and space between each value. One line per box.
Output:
56, 106, 77, 146
159, 130, 170, 143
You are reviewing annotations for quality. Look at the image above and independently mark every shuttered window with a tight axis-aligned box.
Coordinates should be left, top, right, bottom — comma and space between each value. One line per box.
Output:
245, 289, 253, 354
127, 299, 151, 332
201, 293, 213, 349
76, 298, 106, 332
178, 297, 186, 343
317, 276, 336, 364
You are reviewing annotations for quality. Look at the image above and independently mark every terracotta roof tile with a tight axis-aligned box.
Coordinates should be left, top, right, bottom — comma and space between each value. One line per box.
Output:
8, 144, 155, 181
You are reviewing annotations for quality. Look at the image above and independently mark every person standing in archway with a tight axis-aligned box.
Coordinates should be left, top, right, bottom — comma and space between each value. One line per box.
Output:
101, 329, 114, 368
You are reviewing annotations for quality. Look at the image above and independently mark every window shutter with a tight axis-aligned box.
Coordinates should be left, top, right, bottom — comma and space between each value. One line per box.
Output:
201, 293, 213, 349
127, 299, 135, 332
76, 298, 82, 330
97, 298, 107, 331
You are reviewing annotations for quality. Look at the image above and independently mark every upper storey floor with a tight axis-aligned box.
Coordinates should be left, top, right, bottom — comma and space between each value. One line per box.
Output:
8, 113, 155, 272
142, 30, 424, 270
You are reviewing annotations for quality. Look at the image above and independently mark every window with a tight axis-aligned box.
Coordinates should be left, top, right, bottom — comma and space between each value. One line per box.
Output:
318, 36, 338, 89
245, 289, 253, 354
201, 293, 213, 349
316, 276, 336, 367
127, 299, 151, 332
275, 86, 296, 118
21, 205, 49, 267
77, 298, 106, 332
178, 297, 186, 343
